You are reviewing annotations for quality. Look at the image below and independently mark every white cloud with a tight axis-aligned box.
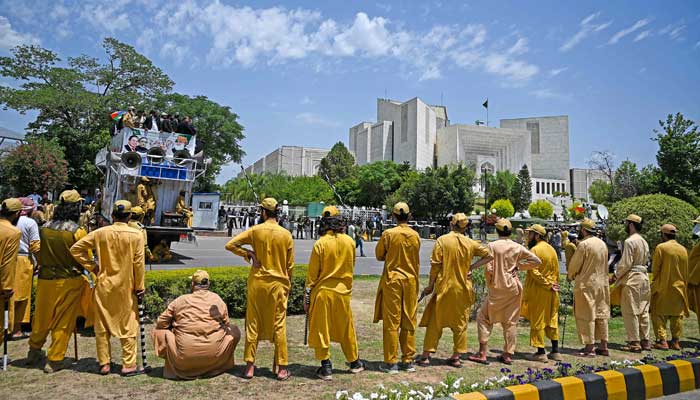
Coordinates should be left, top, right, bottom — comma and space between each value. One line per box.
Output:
633, 30, 651, 42
639, 67, 647, 74
560, 12, 612, 52
549, 67, 568, 77
331, 13, 393, 56
301, 96, 313, 105
530, 88, 572, 101
507, 38, 528, 55
296, 112, 341, 127
160, 42, 189, 65
607, 19, 650, 45
694, 41, 700, 50
659, 21, 686, 41
482, 53, 538, 83
0, 16, 40, 50
419, 64, 441, 81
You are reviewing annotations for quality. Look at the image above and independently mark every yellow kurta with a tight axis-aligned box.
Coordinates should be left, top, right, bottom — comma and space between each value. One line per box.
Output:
70, 222, 145, 338
688, 243, 700, 318
128, 220, 152, 261
420, 232, 489, 330
612, 233, 650, 315
564, 241, 577, 270
567, 236, 610, 321
522, 241, 560, 342
651, 240, 689, 317
373, 223, 421, 364
176, 196, 193, 227
305, 231, 358, 362
153, 290, 240, 380
29, 222, 89, 361
225, 219, 294, 365
0, 218, 21, 342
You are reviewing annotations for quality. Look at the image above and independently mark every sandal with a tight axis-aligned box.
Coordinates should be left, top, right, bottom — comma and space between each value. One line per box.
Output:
446, 358, 463, 368
467, 354, 490, 365
577, 348, 596, 358
497, 355, 513, 365
242, 364, 255, 380
595, 348, 610, 357
99, 364, 111, 375
276, 368, 291, 381
415, 357, 430, 367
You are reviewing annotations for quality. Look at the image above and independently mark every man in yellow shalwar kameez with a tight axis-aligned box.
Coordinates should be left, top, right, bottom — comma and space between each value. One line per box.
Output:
522, 224, 562, 362
304, 206, 364, 381
650, 224, 689, 351
26, 190, 89, 373
0, 199, 21, 347
610, 214, 651, 352
374, 202, 421, 374
416, 213, 491, 368
225, 198, 294, 381
176, 190, 193, 227
128, 206, 152, 262
70, 200, 145, 376
136, 177, 156, 225
688, 217, 700, 336
564, 233, 578, 269
10, 198, 40, 338
567, 218, 610, 358
468, 219, 541, 365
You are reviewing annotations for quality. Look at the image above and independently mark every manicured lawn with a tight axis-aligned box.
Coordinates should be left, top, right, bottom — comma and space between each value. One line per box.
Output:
2, 276, 698, 400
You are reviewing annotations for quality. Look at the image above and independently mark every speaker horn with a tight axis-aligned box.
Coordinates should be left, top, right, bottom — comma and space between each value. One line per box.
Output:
173, 149, 192, 165
147, 147, 166, 164
109, 151, 122, 163
121, 151, 142, 170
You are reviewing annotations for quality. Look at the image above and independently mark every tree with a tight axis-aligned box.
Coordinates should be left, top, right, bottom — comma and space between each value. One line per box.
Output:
339, 161, 412, 207
396, 164, 476, 219
513, 165, 532, 212
528, 200, 553, 219
318, 142, 356, 184
567, 202, 586, 220
653, 113, 700, 207
490, 199, 515, 218
0, 138, 68, 196
612, 160, 640, 202
0, 40, 173, 189
608, 194, 698, 251
485, 170, 518, 207
155, 93, 244, 191
221, 173, 334, 205
636, 165, 661, 195
588, 180, 612, 205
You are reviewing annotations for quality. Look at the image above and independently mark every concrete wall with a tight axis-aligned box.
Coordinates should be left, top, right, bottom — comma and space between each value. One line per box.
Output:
499, 116, 570, 186
242, 146, 329, 177
570, 168, 609, 202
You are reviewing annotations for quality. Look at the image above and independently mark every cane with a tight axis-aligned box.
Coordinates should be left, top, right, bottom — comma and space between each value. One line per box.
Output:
561, 312, 568, 349
137, 296, 151, 373
303, 288, 311, 346
74, 328, 78, 361
3, 299, 8, 371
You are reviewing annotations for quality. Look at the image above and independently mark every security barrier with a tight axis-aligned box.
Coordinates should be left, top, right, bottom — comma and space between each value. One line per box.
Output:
453, 358, 700, 400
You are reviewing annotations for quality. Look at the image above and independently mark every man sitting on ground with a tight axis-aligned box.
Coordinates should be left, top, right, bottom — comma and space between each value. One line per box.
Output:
153, 270, 241, 380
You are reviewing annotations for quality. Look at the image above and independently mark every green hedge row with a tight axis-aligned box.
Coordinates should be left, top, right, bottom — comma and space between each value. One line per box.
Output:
143, 265, 308, 320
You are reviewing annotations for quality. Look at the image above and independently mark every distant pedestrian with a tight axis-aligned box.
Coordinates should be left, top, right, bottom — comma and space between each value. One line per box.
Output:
354, 222, 365, 257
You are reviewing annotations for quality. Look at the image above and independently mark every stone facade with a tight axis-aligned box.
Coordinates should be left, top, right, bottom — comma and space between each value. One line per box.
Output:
570, 168, 609, 202
241, 146, 329, 177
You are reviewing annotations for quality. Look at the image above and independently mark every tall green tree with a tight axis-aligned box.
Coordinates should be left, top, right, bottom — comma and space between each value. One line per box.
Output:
653, 113, 700, 207
318, 142, 356, 183
221, 173, 334, 205
636, 165, 661, 195
0, 39, 173, 189
337, 161, 412, 207
588, 180, 612, 205
513, 165, 532, 212
0, 138, 68, 196
485, 170, 518, 206
612, 160, 640, 202
155, 93, 244, 191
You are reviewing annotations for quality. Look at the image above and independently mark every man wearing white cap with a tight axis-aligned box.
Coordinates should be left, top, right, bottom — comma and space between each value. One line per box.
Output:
417, 213, 492, 368
567, 218, 610, 358
650, 223, 689, 350
225, 197, 294, 380
610, 214, 651, 352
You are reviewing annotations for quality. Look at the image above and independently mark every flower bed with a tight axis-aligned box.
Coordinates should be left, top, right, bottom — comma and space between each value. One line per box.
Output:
336, 350, 700, 400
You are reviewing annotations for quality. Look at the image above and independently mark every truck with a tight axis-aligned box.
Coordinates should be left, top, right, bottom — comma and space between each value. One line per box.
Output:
96, 127, 210, 250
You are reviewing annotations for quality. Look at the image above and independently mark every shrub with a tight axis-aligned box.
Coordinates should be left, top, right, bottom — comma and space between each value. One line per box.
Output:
143, 265, 308, 319
528, 200, 554, 219
490, 199, 515, 218
567, 202, 586, 220
607, 194, 698, 251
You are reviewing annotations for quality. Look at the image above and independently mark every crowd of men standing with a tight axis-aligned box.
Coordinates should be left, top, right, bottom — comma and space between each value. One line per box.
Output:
1, 192, 700, 382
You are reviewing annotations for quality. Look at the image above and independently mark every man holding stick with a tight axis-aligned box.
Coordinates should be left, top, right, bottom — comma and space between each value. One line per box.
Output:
0, 198, 21, 369
70, 200, 145, 376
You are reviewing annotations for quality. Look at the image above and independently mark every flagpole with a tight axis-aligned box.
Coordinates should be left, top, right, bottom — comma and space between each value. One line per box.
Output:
486, 100, 489, 127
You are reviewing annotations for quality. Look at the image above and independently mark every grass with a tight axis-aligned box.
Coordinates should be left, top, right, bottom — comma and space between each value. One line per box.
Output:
2, 276, 699, 400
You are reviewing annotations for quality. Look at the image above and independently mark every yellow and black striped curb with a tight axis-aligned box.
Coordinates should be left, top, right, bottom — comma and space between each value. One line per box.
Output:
453, 358, 700, 399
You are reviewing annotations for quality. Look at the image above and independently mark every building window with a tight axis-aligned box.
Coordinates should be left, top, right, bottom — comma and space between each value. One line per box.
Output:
198, 201, 213, 210
401, 107, 408, 143
546, 182, 550, 194
536, 181, 540, 194
527, 122, 540, 154
425, 107, 430, 144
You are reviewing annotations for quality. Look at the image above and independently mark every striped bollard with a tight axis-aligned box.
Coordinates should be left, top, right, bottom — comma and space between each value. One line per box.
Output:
138, 299, 151, 373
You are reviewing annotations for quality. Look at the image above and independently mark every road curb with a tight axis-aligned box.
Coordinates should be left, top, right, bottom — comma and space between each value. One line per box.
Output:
452, 358, 700, 399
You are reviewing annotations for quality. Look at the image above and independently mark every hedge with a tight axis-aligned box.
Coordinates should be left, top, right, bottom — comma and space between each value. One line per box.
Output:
143, 265, 308, 320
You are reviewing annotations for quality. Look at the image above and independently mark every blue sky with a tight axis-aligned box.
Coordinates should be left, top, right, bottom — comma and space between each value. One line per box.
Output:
0, 0, 698, 185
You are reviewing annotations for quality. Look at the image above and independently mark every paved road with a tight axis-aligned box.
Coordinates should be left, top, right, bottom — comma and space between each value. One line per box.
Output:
160, 234, 567, 274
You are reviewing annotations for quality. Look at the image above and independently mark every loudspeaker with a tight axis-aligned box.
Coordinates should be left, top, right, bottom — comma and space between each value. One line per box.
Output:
172, 149, 192, 165
147, 147, 166, 164
121, 151, 142, 170
109, 151, 122, 163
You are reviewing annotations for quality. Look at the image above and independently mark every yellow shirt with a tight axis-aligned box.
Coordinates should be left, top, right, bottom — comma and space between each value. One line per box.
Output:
687, 242, 700, 286
70, 222, 145, 337
522, 240, 560, 323
564, 241, 577, 269
375, 223, 421, 281
526, 240, 560, 289
225, 219, 295, 286
306, 231, 355, 296
567, 235, 610, 320
0, 219, 21, 293
614, 233, 650, 285
419, 231, 489, 329
651, 240, 689, 316
39, 221, 88, 278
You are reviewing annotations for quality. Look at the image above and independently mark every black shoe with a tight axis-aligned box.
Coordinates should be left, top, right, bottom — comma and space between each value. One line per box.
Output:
348, 359, 365, 373
316, 360, 332, 381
